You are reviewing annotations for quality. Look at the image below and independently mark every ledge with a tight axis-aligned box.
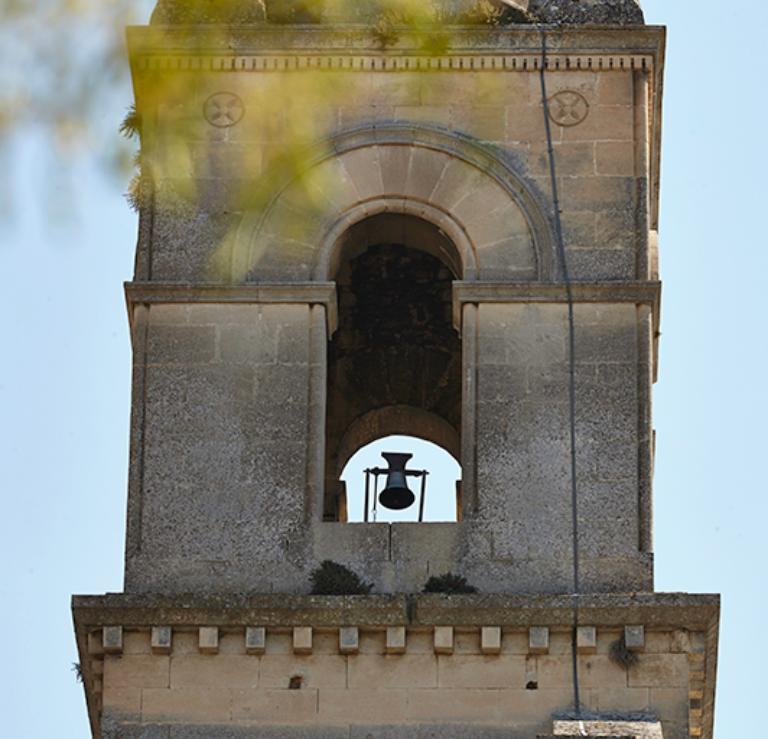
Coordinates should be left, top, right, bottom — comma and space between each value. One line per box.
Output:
72, 591, 717, 629
125, 280, 338, 334
452, 280, 661, 335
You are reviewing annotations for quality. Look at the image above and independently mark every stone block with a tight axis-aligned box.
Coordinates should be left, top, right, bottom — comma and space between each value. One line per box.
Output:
625, 625, 645, 651
104, 655, 170, 689
649, 687, 689, 725
231, 688, 319, 722
147, 325, 216, 366
406, 686, 573, 722
198, 627, 219, 655
577, 626, 597, 654
318, 688, 409, 723
245, 627, 266, 655
597, 72, 635, 106
560, 175, 634, 210
628, 654, 690, 688
529, 627, 550, 654
170, 655, 257, 689
481, 626, 502, 655
353, 726, 530, 739
560, 105, 634, 143
104, 627, 124, 654
386, 626, 407, 655
390, 523, 461, 565
101, 687, 142, 718
348, 654, 438, 689
567, 247, 635, 280
438, 654, 526, 688
590, 686, 650, 713
293, 627, 313, 655
141, 687, 232, 723
170, 729, 346, 739
151, 627, 172, 655
531, 142, 596, 177
219, 323, 278, 365
403, 147, 451, 201
259, 654, 347, 689
451, 105, 506, 141
102, 724, 169, 739
434, 626, 455, 655
537, 655, 626, 689
596, 141, 636, 176
339, 627, 359, 654
88, 629, 105, 655
506, 104, 549, 143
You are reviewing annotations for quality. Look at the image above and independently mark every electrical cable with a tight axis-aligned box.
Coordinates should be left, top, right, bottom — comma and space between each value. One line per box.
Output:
538, 27, 583, 717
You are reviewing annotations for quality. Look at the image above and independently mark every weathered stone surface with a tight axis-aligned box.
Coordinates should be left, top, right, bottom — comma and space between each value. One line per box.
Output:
529, 0, 643, 24
151, 0, 266, 24
150, 0, 643, 26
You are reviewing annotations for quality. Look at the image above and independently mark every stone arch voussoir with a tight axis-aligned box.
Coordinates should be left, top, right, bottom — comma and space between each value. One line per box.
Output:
233, 124, 554, 282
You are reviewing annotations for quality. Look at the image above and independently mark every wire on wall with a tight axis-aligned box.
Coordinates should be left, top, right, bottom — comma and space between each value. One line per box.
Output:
538, 27, 583, 717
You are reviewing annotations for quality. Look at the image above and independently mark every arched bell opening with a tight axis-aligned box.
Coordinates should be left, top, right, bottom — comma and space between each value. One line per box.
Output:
323, 212, 463, 522
340, 435, 462, 523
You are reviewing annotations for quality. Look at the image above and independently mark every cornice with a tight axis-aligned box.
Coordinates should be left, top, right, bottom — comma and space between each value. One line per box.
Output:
124, 280, 339, 335
73, 591, 718, 629
452, 280, 662, 334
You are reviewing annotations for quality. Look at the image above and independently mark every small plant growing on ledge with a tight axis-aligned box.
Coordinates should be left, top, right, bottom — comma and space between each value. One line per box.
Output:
423, 573, 478, 594
71, 662, 84, 684
309, 560, 373, 595
609, 632, 640, 669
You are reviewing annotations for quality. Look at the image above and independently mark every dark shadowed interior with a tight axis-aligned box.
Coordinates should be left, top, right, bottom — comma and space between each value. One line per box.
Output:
323, 213, 462, 520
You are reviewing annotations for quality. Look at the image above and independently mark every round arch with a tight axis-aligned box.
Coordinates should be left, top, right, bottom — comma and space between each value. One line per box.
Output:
227, 123, 555, 282
335, 406, 461, 478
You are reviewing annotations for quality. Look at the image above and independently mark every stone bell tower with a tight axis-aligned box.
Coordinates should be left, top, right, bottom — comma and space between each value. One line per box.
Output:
73, 1, 719, 738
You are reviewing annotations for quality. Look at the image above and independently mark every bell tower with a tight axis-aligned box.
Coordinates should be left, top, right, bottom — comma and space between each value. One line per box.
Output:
73, 2, 720, 738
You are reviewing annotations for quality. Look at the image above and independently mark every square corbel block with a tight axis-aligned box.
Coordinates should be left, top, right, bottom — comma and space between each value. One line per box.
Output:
434, 626, 454, 655
102, 626, 123, 655
339, 627, 359, 654
576, 626, 597, 654
151, 626, 172, 655
246, 627, 266, 655
386, 626, 407, 654
481, 627, 502, 655
625, 625, 645, 651
293, 627, 313, 654
529, 626, 550, 654
199, 627, 219, 654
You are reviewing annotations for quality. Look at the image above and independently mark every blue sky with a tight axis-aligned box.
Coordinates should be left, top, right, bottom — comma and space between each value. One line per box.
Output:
0, 1, 765, 735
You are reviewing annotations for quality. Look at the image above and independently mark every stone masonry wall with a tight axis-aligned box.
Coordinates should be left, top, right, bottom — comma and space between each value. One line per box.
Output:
124, 27, 662, 595
96, 625, 696, 739
475, 303, 646, 568
137, 63, 648, 283
125, 302, 316, 592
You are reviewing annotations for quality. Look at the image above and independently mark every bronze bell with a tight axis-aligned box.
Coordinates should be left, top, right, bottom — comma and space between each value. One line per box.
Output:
378, 452, 416, 510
